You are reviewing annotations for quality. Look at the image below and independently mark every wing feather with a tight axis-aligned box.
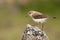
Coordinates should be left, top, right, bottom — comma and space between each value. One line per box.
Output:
32, 14, 48, 19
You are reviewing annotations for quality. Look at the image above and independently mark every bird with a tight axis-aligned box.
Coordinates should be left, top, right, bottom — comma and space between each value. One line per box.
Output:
28, 11, 56, 40
28, 11, 56, 23
21, 24, 49, 40
28, 10, 56, 28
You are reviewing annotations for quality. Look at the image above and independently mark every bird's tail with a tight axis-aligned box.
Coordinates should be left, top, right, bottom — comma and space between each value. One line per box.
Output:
48, 16, 56, 19
52, 16, 56, 19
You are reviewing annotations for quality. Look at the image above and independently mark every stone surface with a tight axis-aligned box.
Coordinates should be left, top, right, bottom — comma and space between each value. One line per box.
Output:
21, 24, 49, 40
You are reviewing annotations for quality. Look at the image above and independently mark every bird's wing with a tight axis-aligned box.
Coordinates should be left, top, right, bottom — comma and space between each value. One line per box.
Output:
32, 14, 48, 19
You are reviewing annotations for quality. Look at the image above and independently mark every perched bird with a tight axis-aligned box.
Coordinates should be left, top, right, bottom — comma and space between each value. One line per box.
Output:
28, 11, 48, 24
28, 11, 56, 23
21, 24, 49, 40
28, 11, 56, 40
28, 11, 56, 30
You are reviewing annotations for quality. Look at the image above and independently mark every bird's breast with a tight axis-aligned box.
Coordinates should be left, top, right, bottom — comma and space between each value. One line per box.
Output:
32, 18, 47, 23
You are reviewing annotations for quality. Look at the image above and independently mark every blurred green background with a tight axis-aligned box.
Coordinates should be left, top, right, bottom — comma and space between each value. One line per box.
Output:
0, 0, 60, 40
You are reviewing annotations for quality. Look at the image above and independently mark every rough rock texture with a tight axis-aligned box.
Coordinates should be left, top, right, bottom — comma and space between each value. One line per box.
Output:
21, 24, 49, 40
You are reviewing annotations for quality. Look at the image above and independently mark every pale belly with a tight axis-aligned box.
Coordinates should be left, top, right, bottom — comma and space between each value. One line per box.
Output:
32, 18, 47, 23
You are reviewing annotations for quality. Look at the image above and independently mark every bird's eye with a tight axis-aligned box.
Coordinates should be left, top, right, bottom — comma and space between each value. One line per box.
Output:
29, 12, 31, 14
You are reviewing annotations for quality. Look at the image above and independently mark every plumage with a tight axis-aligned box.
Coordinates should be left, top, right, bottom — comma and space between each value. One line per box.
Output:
32, 14, 48, 19
28, 11, 48, 23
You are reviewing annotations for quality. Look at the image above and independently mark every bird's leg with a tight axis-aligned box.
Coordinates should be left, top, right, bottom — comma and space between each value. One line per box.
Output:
32, 23, 38, 26
41, 23, 44, 40
41, 23, 44, 32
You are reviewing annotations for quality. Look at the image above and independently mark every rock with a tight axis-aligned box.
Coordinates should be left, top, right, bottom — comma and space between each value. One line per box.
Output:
21, 24, 49, 40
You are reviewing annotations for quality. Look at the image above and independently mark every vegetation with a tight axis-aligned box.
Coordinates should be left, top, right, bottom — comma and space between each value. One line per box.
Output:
0, 0, 60, 40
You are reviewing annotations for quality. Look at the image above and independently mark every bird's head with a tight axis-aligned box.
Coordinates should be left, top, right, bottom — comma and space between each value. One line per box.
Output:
28, 11, 42, 17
